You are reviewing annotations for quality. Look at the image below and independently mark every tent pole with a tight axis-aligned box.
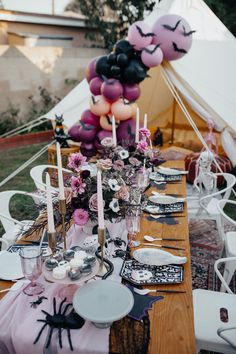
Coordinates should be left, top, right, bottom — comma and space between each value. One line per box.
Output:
170, 97, 176, 144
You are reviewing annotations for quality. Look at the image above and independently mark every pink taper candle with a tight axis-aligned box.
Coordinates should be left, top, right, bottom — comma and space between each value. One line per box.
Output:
46, 173, 56, 233
97, 169, 105, 229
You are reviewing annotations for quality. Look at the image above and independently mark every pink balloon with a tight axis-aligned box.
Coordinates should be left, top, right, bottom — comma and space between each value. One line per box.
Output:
111, 99, 133, 121
141, 45, 163, 67
94, 130, 113, 150
100, 114, 119, 131
117, 118, 136, 145
123, 84, 140, 101
129, 102, 138, 118
85, 57, 99, 83
127, 21, 154, 51
81, 109, 100, 129
89, 77, 103, 96
90, 95, 111, 116
152, 15, 194, 61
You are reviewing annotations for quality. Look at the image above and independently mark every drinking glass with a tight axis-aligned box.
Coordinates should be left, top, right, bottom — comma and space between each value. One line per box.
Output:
125, 206, 141, 247
20, 246, 44, 296
136, 169, 150, 191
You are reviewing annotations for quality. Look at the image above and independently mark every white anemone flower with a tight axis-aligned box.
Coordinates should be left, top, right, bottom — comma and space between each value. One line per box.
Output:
118, 149, 129, 160
109, 198, 120, 213
108, 178, 121, 191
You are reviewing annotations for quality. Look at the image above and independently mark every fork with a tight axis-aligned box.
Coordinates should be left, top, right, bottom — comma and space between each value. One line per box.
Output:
133, 288, 186, 295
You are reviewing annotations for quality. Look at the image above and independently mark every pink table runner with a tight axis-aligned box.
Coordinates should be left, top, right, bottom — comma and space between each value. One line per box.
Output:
0, 221, 127, 354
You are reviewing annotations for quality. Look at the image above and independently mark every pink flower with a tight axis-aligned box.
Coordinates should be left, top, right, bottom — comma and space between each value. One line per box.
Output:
139, 127, 151, 139
115, 186, 130, 201
137, 140, 149, 153
72, 208, 89, 226
129, 157, 141, 167
68, 153, 87, 172
113, 159, 125, 171
101, 137, 114, 148
89, 193, 98, 212
97, 159, 113, 170
71, 176, 86, 194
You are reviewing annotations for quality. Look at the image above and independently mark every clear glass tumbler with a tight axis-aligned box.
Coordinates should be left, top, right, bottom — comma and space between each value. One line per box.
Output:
20, 246, 44, 296
136, 169, 150, 191
125, 206, 141, 247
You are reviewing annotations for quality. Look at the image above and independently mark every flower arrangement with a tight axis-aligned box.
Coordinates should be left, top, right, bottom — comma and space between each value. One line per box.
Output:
68, 152, 130, 226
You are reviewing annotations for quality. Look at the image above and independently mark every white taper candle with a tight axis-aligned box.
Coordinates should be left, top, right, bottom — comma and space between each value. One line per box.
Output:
46, 173, 56, 233
143, 113, 147, 129
97, 169, 105, 229
135, 107, 140, 143
112, 115, 117, 147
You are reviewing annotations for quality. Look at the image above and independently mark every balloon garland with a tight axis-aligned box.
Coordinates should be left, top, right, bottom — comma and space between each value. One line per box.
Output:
68, 15, 195, 157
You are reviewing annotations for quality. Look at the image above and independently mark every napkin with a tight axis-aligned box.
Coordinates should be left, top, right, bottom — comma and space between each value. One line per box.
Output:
146, 215, 179, 225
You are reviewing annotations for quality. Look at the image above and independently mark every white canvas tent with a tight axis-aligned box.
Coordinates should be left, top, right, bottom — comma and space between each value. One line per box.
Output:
43, 0, 236, 165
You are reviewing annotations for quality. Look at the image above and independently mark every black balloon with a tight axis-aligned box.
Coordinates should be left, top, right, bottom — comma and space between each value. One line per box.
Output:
117, 53, 129, 67
107, 53, 117, 64
95, 56, 111, 78
113, 39, 134, 59
111, 65, 121, 77
123, 59, 148, 84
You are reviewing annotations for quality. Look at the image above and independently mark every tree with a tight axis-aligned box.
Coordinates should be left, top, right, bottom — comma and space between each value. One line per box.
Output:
66, 0, 158, 49
204, 0, 236, 36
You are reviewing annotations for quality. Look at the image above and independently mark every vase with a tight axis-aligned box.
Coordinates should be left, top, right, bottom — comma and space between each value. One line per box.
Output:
82, 219, 98, 235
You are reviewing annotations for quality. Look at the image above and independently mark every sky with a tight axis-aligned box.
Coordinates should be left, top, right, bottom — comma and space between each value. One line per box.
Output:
2, 0, 71, 14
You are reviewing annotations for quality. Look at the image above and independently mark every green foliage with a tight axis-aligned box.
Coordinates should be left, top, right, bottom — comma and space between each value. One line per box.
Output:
66, 0, 158, 49
0, 105, 20, 135
202, 0, 236, 35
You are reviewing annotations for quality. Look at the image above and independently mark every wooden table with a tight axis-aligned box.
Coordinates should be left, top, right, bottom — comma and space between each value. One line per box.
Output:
0, 161, 195, 354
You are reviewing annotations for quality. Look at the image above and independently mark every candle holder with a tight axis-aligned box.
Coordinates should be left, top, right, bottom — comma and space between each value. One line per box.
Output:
97, 228, 108, 277
48, 231, 57, 255
59, 198, 67, 251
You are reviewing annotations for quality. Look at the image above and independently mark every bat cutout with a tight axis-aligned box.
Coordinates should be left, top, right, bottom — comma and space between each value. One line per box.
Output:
105, 115, 112, 125
182, 25, 196, 36
91, 95, 96, 104
162, 19, 181, 32
142, 43, 161, 54
172, 42, 187, 54
135, 25, 156, 38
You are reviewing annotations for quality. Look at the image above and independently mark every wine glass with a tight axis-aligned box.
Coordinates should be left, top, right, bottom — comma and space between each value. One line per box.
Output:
20, 246, 44, 296
125, 206, 141, 247
136, 169, 150, 191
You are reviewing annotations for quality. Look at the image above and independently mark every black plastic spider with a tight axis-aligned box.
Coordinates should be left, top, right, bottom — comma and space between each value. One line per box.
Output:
30, 296, 48, 309
112, 249, 130, 259
34, 297, 85, 351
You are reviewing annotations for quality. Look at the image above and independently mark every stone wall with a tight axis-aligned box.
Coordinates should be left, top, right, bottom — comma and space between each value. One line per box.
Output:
0, 45, 106, 121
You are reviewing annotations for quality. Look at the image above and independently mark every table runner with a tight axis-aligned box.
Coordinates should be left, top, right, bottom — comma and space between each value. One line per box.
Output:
0, 221, 128, 354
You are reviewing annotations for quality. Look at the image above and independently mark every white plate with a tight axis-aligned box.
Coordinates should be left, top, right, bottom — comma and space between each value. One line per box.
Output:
73, 280, 134, 325
149, 195, 185, 205
0, 251, 24, 280
157, 167, 188, 176
133, 248, 187, 266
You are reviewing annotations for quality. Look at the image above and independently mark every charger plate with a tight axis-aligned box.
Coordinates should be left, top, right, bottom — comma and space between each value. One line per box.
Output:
0, 251, 23, 280
73, 280, 134, 325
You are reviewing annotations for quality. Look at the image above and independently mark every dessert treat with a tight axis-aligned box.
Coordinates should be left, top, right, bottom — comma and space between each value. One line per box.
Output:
70, 258, 84, 269
68, 269, 82, 281
84, 256, 96, 265
58, 260, 71, 271
74, 250, 87, 260
45, 258, 58, 271
80, 264, 92, 274
52, 266, 67, 280
63, 250, 75, 261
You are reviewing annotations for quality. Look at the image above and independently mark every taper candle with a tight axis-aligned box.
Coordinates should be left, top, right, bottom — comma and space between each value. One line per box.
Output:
46, 173, 56, 233
56, 142, 65, 200
135, 107, 140, 143
143, 113, 147, 129
112, 115, 117, 147
97, 169, 105, 229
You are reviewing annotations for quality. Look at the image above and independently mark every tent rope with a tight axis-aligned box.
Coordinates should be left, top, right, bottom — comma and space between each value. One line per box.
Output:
0, 117, 48, 138
0, 141, 55, 188
160, 66, 236, 197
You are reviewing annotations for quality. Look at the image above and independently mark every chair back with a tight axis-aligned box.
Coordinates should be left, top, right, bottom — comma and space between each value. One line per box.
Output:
217, 199, 236, 227
30, 164, 72, 192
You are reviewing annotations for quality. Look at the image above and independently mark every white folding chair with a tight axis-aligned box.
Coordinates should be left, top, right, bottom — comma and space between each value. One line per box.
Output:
187, 173, 236, 242
217, 199, 236, 291
193, 257, 236, 354
0, 190, 45, 250
30, 164, 72, 192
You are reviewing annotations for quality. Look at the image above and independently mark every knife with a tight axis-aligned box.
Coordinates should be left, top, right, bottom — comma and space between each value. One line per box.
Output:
141, 243, 185, 251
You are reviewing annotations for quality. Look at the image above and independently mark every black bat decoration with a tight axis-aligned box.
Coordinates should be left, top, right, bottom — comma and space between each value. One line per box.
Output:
91, 95, 96, 105
135, 25, 156, 38
142, 43, 161, 54
105, 115, 112, 125
172, 42, 187, 54
162, 19, 181, 32
182, 25, 196, 37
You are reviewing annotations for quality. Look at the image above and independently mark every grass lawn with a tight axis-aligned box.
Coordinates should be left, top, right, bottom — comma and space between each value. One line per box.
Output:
0, 143, 49, 236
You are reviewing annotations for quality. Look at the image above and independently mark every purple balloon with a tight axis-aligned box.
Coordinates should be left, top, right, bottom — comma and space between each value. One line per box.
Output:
81, 109, 100, 129
94, 130, 113, 150
68, 122, 98, 143
80, 142, 97, 157
123, 84, 140, 101
89, 77, 103, 96
101, 79, 123, 103
127, 21, 154, 51
85, 57, 99, 83
141, 45, 163, 68
152, 15, 193, 61
117, 118, 136, 145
